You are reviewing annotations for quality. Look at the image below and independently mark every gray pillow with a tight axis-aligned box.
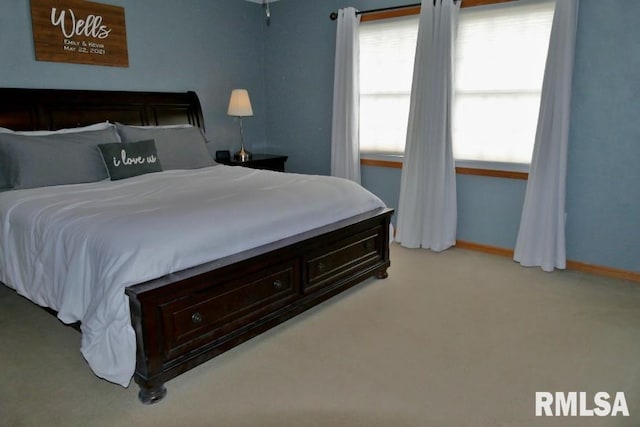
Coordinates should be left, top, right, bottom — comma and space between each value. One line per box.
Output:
115, 124, 214, 170
99, 140, 163, 181
0, 128, 119, 190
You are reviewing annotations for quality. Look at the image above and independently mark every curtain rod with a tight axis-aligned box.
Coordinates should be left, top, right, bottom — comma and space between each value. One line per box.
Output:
329, 3, 421, 21
329, 0, 470, 21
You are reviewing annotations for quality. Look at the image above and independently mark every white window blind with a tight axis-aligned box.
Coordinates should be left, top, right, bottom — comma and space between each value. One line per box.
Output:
359, 0, 555, 166
360, 15, 418, 155
453, 0, 554, 164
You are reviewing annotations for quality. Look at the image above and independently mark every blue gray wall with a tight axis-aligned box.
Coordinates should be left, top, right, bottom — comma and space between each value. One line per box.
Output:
264, 0, 639, 273
566, 2, 640, 272
0, 0, 267, 154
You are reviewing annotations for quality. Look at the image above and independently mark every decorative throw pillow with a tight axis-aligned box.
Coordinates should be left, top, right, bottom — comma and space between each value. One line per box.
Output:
115, 123, 214, 170
0, 127, 119, 190
98, 139, 163, 180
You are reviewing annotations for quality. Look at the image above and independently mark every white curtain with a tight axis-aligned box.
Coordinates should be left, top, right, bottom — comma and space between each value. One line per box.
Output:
331, 7, 361, 183
395, 0, 460, 252
514, 0, 579, 272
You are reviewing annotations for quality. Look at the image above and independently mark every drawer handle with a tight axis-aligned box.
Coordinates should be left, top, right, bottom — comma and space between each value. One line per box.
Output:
191, 312, 203, 324
273, 279, 284, 290
317, 262, 326, 272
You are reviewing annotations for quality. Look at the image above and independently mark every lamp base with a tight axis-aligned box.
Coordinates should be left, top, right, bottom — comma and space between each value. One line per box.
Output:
235, 146, 252, 162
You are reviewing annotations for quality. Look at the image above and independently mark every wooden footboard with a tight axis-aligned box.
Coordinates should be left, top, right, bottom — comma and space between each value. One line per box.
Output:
125, 207, 393, 404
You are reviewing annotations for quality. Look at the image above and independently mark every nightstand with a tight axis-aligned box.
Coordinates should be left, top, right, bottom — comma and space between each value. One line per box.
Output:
220, 153, 288, 172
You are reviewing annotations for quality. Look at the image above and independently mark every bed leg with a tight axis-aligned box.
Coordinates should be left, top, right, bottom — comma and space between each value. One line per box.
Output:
138, 384, 167, 404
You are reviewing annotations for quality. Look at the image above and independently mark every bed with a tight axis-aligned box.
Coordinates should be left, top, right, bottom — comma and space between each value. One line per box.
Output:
0, 88, 393, 404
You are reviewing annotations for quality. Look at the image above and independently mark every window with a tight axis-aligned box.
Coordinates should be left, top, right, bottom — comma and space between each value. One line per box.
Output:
360, 15, 418, 155
359, 0, 555, 167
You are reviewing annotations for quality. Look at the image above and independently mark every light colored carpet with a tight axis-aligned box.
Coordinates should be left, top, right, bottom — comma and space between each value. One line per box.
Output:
1, 244, 639, 427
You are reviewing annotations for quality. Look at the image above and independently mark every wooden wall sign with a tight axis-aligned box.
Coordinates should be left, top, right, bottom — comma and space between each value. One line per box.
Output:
30, 0, 129, 67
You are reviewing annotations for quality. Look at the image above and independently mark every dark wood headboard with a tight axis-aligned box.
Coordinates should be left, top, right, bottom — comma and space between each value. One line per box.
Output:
0, 88, 205, 132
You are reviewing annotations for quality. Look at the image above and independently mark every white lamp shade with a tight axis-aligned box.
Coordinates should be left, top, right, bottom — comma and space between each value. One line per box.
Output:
227, 89, 253, 117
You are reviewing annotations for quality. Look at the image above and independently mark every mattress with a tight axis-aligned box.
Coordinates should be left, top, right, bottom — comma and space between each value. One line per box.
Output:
0, 165, 385, 386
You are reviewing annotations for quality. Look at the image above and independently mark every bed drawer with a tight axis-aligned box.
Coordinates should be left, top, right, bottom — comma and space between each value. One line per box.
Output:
159, 261, 299, 359
304, 227, 383, 293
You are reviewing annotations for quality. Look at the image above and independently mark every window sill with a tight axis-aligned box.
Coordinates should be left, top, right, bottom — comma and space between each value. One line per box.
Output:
360, 154, 529, 180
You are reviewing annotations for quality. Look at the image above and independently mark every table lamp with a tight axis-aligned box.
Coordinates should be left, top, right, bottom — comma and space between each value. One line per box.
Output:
227, 89, 253, 161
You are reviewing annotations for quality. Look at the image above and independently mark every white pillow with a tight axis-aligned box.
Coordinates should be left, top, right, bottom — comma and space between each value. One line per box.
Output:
123, 124, 195, 129
0, 121, 117, 136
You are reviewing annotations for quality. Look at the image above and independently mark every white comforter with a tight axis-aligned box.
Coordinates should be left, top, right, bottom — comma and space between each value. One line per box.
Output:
0, 165, 385, 386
